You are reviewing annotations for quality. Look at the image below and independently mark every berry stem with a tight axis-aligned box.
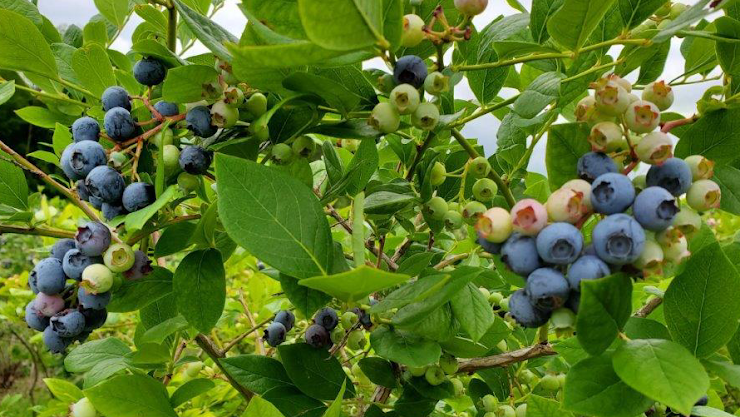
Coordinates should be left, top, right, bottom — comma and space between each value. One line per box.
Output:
194, 334, 255, 400
660, 114, 700, 133
452, 52, 572, 72
167, 5, 178, 53
118, 113, 186, 148
0, 225, 75, 239
449, 94, 520, 128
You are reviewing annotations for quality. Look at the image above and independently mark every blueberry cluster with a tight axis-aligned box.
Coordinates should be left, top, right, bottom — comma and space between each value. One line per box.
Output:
406, 353, 460, 387
474, 75, 721, 329
263, 310, 294, 347
302, 307, 372, 350
25, 227, 152, 352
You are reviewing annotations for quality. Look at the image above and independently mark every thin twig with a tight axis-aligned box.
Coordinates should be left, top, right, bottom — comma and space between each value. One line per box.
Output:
238, 289, 265, 355
0, 225, 75, 239
634, 297, 663, 318
221, 316, 273, 354
194, 334, 254, 400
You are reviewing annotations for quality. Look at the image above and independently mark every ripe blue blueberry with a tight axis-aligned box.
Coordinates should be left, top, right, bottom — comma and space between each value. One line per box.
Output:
77, 180, 90, 201
314, 307, 339, 331
50, 309, 86, 337
122, 182, 156, 212
25, 301, 50, 331
275, 310, 296, 332
393, 55, 428, 88
85, 166, 125, 204
477, 232, 502, 254
646, 158, 692, 196
590, 173, 635, 214
72, 116, 100, 142
61, 145, 82, 180
509, 289, 551, 328
51, 238, 76, 261
525, 268, 570, 311
104, 107, 136, 141
577, 152, 618, 183
592, 214, 646, 265
566, 255, 610, 290
31, 258, 67, 295
501, 233, 542, 276
565, 291, 580, 313
81, 307, 108, 331
264, 322, 287, 347
123, 250, 153, 280
186, 106, 217, 137
102, 202, 127, 221
305, 324, 331, 348
536, 223, 583, 265
101, 86, 131, 111
63, 249, 103, 281
75, 221, 112, 257
351, 307, 373, 329
89, 196, 103, 210
179, 146, 213, 175
77, 287, 111, 310
632, 186, 678, 231
153, 101, 179, 117
43, 325, 71, 353
69, 140, 107, 178
133, 57, 167, 86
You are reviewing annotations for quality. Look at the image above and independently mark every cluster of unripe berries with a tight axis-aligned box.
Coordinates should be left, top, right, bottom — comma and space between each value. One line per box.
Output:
25, 226, 152, 353
478, 372, 564, 417
406, 353, 459, 387
473, 75, 721, 329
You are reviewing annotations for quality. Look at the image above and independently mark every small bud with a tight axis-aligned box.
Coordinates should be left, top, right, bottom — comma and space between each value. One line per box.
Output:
476, 207, 513, 243
635, 132, 673, 165
686, 179, 721, 211
625, 100, 661, 133
510, 199, 547, 236
685, 155, 715, 180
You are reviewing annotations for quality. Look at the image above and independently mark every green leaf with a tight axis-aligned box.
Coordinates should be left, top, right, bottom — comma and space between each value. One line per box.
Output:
394, 386, 437, 417
43, 378, 84, 403
450, 283, 495, 342
243, 396, 286, 417
465, 18, 513, 104
220, 355, 293, 395
702, 357, 740, 389
576, 273, 632, 356
170, 378, 215, 408
52, 122, 73, 157
545, 122, 591, 189
0, 9, 58, 78
14, 106, 76, 129
714, 162, 740, 215
277, 343, 355, 401
174, 249, 226, 333
370, 326, 442, 367
298, 266, 410, 302
108, 267, 173, 312
618, 0, 666, 29
140, 316, 189, 345
612, 339, 710, 415
547, 0, 618, 50
71, 43, 116, 98
664, 242, 740, 357
563, 354, 653, 417
531, 0, 565, 43
124, 185, 178, 231
0, 0, 43, 26
653, 0, 716, 43
94, 0, 131, 27
715, 17, 740, 76
382, 0, 404, 51
83, 20, 108, 46
0, 80, 14, 105
240, 0, 307, 39
675, 108, 740, 166
527, 395, 567, 417
358, 357, 398, 388
162, 65, 220, 103
297, 0, 383, 51
64, 338, 131, 373
283, 72, 359, 115
27, 150, 60, 166
84, 374, 177, 417
154, 221, 197, 257
624, 317, 671, 340
370, 274, 449, 314
132, 39, 188, 67
261, 386, 327, 417
140, 293, 178, 330
279, 274, 332, 317
216, 154, 333, 279
322, 380, 346, 417
84, 358, 129, 388
513, 72, 564, 119
173, 0, 238, 61
0, 157, 28, 210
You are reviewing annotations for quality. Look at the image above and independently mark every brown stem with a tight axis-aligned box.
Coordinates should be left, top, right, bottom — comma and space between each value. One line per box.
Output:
119, 113, 186, 148
238, 289, 265, 355
457, 343, 557, 373
634, 297, 663, 318
194, 334, 254, 400
10, 328, 39, 404
163, 339, 187, 386
221, 316, 273, 354
434, 253, 469, 269
661, 114, 699, 133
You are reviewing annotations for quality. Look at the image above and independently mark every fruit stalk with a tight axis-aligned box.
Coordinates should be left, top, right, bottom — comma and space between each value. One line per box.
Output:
0, 225, 75, 239
194, 334, 255, 399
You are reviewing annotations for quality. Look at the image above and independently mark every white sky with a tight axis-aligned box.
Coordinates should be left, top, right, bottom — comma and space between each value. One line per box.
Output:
38, 0, 717, 175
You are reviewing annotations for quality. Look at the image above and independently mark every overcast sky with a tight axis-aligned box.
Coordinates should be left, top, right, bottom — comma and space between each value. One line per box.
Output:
37, 0, 718, 175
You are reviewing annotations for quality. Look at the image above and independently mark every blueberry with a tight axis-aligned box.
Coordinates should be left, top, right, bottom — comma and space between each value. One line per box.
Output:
76, 180, 90, 201
695, 396, 708, 406
63, 249, 102, 281
477, 232, 502, 254
25, 301, 50, 331
89, 196, 103, 210
31, 258, 67, 295
646, 158, 692, 196
43, 325, 72, 353
50, 309, 86, 337
274, 310, 295, 332
632, 186, 678, 231
101, 86, 131, 111
590, 173, 635, 214
75, 221, 112, 257
102, 202, 127, 221
72, 116, 100, 142
121, 182, 155, 212
51, 238, 76, 260
153, 101, 178, 117
179, 146, 213, 175
77, 287, 111, 310
104, 107, 136, 141
123, 250, 153, 280
501, 233, 541, 276
565, 291, 580, 313
566, 255, 610, 290
314, 307, 339, 331
305, 324, 331, 348
186, 106, 217, 137
33, 293, 65, 317
577, 152, 618, 183
69, 140, 107, 178
525, 268, 570, 311
264, 322, 287, 347
133, 57, 167, 86
81, 308, 108, 331
351, 307, 373, 329
61, 145, 82, 180
509, 289, 551, 328
536, 223, 583, 265
85, 166, 125, 204
592, 214, 646, 265
393, 55, 428, 88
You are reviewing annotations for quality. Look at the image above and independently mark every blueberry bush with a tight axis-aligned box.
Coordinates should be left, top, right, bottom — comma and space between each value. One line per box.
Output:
1, 0, 740, 416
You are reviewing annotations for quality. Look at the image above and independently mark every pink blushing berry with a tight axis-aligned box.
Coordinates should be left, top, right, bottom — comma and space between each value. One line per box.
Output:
546, 188, 588, 223
510, 199, 547, 236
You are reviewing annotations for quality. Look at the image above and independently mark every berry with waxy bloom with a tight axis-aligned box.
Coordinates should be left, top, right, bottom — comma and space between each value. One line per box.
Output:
588, 122, 624, 152
646, 158, 693, 196
632, 186, 679, 231
510, 199, 547, 235
546, 188, 588, 223
635, 132, 673, 165
476, 207, 513, 243
594, 81, 630, 116
685, 155, 715, 180
536, 223, 583, 264
592, 214, 646, 265
81, 264, 114, 294
686, 179, 721, 211
625, 100, 661, 134
642, 81, 674, 110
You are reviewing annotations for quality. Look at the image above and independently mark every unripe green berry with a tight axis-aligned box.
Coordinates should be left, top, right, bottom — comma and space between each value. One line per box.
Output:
655, 2, 672, 17
515, 404, 527, 417
594, 81, 630, 116
635, 132, 673, 165
425, 365, 446, 386
540, 374, 560, 391
292, 136, 316, 157
451, 378, 465, 397
341, 311, 359, 328
424, 196, 448, 221
657, 19, 673, 30
634, 239, 664, 272
331, 326, 345, 344
185, 361, 203, 378
347, 330, 366, 350
401, 14, 426, 48
341, 139, 360, 152
163, 145, 180, 175
477, 207, 513, 243
223, 86, 245, 107
153, 128, 174, 148
104, 243, 136, 273
633, 174, 647, 193
672, 207, 701, 237
444, 210, 464, 230
669, 2, 688, 19
377, 73, 396, 95
454, 0, 488, 16
469, 156, 491, 178
482, 394, 498, 412
499, 405, 516, 417
642, 81, 674, 111
662, 232, 690, 264
390, 84, 421, 115
462, 201, 487, 224
550, 308, 576, 329
245, 93, 267, 117
625, 100, 661, 134
430, 161, 447, 186
489, 291, 504, 305
211, 100, 239, 128
447, 201, 460, 212
685, 155, 714, 181
588, 122, 623, 152
178, 172, 200, 192
82, 264, 114, 294
72, 397, 97, 417
686, 179, 721, 211
439, 353, 458, 375
479, 287, 491, 299
408, 366, 427, 377
424, 71, 449, 95
109, 151, 128, 169
272, 143, 293, 165
368, 102, 401, 133
473, 178, 498, 201
412, 102, 440, 131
